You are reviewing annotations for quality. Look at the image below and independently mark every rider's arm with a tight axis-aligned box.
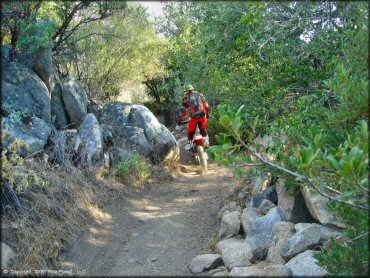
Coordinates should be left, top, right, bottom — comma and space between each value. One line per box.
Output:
181, 97, 191, 121
200, 94, 209, 118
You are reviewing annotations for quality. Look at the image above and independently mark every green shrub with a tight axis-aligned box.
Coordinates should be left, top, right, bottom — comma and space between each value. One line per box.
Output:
115, 152, 151, 186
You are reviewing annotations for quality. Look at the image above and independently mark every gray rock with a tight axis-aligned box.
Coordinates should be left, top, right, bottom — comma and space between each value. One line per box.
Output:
264, 264, 292, 276
294, 223, 314, 233
87, 99, 102, 117
217, 201, 242, 223
109, 147, 131, 166
240, 207, 259, 236
100, 102, 132, 129
251, 176, 264, 195
219, 211, 241, 239
29, 46, 55, 93
216, 237, 253, 269
62, 77, 88, 127
189, 254, 222, 274
301, 185, 346, 228
101, 102, 179, 163
229, 264, 292, 277
238, 186, 251, 203
2, 45, 11, 64
124, 125, 152, 157
250, 185, 277, 208
51, 81, 69, 129
2, 113, 52, 156
101, 124, 114, 146
246, 207, 284, 262
285, 250, 327, 276
78, 113, 103, 165
229, 266, 265, 276
206, 266, 227, 276
212, 270, 229, 276
2, 61, 50, 122
266, 221, 295, 264
276, 178, 315, 223
211, 201, 222, 217
251, 175, 272, 195
1, 243, 15, 269
258, 199, 276, 215
281, 223, 341, 261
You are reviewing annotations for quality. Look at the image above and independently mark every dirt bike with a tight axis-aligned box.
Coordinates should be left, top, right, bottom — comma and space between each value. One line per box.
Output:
179, 120, 209, 174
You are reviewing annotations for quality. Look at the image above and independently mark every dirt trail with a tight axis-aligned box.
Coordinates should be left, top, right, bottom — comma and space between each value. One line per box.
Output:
59, 150, 231, 276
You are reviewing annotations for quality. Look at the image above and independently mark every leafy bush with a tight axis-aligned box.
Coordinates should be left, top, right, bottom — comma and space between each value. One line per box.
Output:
115, 152, 151, 186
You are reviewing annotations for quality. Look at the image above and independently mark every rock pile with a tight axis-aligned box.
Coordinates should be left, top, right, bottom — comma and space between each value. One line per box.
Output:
1, 45, 179, 167
190, 175, 343, 276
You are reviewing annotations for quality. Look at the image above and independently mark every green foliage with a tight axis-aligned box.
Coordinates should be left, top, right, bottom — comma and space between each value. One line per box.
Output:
2, 131, 47, 193
65, 3, 167, 102
115, 152, 151, 186
161, 1, 368, 275
2, 1, 57, 55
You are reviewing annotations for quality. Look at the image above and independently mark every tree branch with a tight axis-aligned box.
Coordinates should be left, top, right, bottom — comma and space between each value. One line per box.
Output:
238, 138, 369, 210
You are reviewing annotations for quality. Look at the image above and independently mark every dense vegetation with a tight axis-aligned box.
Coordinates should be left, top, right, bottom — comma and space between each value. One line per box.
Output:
1, 1, 368, 275
154, 1, 369, 276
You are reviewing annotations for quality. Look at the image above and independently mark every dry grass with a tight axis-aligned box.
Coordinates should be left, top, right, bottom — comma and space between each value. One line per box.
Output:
1, 155, 134, 270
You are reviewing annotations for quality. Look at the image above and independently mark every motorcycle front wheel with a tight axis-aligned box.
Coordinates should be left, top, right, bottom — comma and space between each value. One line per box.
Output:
196, 145, 208, 174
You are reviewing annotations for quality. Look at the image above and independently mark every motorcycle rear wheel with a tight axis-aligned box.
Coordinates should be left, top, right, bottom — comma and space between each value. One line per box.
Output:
196, 145, 208, 174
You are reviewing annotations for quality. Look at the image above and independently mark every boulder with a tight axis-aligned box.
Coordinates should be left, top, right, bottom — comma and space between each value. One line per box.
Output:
276, 178, 315, 223
2, 113, 52, 156
108, 147, 131, 167
285, 250, 327, 276
216, 237, 253, 269
264, 264, 292, 276
206, 266, 228, 276
78, 114, 103, 165
62, 77, 88, 127
251, 175, 272, 195
2, 45, 11, 64
189, 254, 222, 274
211, 201, 222, 217
250, 185, 277, 208
245, 207, 284, 262
266, 221, 295, 264
51, 81, 69, 129
2, 61, 50, 122
101, 102, 179, 163
229, 266, 265, 276
1, 243, 15, 269
100, 101, 132, 128
87, 99, 102, 118
101, 124, 114, 146
219, 211, 241, 239
240, 207, 259, 236
29, 47, 56, 93
212, 270, 229, 276
301, 186, 346, 228
229, 264, 292, 277
217, 201, 242, 223
281, 223, 341, 261
258, 199, 276, 215
238, 186, 252, 204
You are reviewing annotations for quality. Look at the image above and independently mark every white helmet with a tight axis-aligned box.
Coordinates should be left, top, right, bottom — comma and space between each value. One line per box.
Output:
185, 84, 194, 91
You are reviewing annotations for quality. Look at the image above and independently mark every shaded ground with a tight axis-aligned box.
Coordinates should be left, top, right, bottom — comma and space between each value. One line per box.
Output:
59, 136, 232, 276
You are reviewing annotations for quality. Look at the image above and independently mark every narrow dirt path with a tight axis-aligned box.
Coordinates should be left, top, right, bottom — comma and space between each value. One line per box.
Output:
59, 159, 231, 276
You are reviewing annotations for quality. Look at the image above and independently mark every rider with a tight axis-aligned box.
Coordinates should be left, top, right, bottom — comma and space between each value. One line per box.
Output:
178, 84, 209, 148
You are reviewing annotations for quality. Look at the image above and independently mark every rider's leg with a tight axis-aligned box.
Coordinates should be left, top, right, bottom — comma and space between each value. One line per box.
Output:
199, 117, 209, 147
187, 118, 197, 141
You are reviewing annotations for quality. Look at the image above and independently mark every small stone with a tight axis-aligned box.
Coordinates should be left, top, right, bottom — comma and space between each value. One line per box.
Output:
190, 254, 222, 274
